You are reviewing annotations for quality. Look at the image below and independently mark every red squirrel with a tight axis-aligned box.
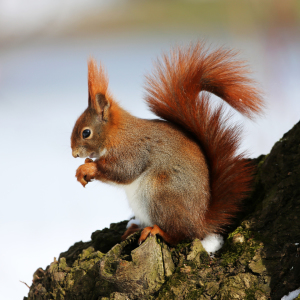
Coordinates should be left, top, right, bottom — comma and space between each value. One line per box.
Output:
71, 43, 263, 246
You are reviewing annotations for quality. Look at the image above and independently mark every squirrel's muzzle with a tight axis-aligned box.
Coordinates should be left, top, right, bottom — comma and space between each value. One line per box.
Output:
72, 149, 80, 158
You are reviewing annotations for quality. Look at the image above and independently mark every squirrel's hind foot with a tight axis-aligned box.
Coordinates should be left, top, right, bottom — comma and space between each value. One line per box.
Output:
138, 225, 177, 245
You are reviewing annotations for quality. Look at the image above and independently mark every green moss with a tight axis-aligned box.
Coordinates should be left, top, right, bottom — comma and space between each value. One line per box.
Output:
174, 241, 192, 254
256, 154, 267, 170
221, 226, 262, 267
245, 286, 267, 300
79, 247, 95, 259
245, 288, 257, 300
156, 272, 189, 299
186, 287, 205, 299
58, 258, 70, 272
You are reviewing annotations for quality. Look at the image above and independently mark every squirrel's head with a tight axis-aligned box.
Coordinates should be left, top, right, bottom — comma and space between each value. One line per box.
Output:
71, 59, 113, 159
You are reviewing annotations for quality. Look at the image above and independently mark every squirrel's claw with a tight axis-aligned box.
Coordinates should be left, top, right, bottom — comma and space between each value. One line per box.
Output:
78, 176, 88, 187
138, 226, 153, 245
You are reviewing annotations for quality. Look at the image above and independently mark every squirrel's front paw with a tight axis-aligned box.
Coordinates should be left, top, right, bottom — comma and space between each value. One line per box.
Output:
75, 161, 97, 187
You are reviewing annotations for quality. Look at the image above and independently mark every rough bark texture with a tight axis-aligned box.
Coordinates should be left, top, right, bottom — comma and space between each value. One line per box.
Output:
24, 121, 300, 300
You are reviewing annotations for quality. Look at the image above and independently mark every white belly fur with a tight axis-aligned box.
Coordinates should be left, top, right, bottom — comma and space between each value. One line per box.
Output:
122, 175, 152, 227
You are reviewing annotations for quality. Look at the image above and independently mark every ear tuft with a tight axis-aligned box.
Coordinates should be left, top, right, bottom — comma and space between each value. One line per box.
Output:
88, 58, 110, 110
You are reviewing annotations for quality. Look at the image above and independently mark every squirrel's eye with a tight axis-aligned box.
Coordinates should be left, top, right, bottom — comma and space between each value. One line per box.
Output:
82, 129, 91, 139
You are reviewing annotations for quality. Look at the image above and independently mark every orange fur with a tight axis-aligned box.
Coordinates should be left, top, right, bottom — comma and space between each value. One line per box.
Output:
144, 43, 263, 234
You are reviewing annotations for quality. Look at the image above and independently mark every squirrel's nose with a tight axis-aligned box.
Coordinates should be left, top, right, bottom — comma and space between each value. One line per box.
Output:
72, 150, 79, 158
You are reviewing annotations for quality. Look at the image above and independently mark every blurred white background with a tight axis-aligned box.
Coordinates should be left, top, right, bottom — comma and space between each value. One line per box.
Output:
0, 0, 299, 299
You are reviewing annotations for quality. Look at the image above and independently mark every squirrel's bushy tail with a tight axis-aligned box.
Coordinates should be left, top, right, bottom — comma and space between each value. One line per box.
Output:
144, 42, 264, 234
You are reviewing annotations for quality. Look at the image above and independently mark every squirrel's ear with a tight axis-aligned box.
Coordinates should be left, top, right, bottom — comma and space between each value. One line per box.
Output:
87, 58, 110, 118
93, 93, 110, 121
